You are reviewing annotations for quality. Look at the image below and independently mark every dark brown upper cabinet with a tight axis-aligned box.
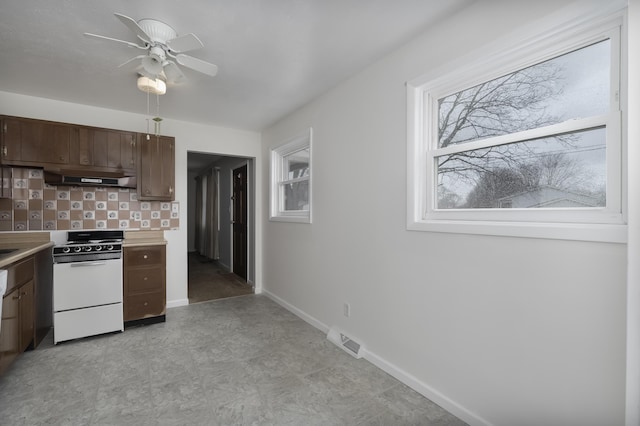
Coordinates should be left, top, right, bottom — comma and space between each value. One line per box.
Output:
71, 127, 136, 175
137, 134, 175, 201
1, 116, 138, 177
1, 116, 71, 167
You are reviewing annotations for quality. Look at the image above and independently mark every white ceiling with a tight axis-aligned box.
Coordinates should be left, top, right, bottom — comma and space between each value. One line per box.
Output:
0, 0, 472, 131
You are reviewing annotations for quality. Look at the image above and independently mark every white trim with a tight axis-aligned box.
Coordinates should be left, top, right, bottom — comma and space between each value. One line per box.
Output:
269, 215, 313, 224
262, 289, 329, 334
269, 127, 313, 223
408, 220, 627, 244
166, 298, 189, 308
625, 2, 640, 424
407, 10, 626, 242
261, 290, 491, 426
363, 350, 494, 426
432, 115, 610, 157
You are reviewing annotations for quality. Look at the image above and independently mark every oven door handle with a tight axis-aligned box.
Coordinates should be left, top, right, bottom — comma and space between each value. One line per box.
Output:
69, 261, 109, 267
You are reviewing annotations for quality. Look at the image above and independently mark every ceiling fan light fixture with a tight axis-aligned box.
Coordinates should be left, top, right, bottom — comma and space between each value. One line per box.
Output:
137, 76, 166, 95
141, 55, 163, 76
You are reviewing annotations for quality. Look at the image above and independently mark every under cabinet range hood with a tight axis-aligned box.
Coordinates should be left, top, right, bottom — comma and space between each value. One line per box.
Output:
44, 171, 136, 188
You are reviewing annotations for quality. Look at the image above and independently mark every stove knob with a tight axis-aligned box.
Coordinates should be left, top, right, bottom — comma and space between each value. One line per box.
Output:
62, 247, 70, 253
95, 245, 102, 251
84, 246, 92, 252
106, 245, 113, 251
73, 246, 82, 253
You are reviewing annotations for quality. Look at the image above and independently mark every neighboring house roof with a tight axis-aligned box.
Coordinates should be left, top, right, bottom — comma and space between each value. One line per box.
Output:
495, 186, 601, 208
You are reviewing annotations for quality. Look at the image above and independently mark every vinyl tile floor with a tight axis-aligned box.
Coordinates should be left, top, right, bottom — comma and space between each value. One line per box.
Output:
0, 295, 467, 426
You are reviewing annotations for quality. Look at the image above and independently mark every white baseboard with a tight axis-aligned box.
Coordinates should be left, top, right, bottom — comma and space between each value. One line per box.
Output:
262, 290, 330, 334
261, 289, 491, 426
363, 350, 493, 426
166, 298, 189, 309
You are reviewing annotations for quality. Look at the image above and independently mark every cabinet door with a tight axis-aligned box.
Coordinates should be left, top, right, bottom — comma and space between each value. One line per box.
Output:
0, 288, 21, 374
120, 132, 137, 173
73, 127, 93, 166
92, 129, 136, 173
138, 135, 175, 200
1, 117, 22, 162
123, 245, 166, 322
124, 292, 165, 321
125, 245, 165, 266
21, 121, 70, 165
18, 281, 33, 352
1, 118, 71, 166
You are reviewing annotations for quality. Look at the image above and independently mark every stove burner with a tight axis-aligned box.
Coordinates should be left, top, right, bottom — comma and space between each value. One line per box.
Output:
53, 230, 124, 263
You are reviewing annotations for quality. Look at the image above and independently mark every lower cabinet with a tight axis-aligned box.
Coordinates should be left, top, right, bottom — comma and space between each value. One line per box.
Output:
0, 258, 35, 375
123, 245, 166, 323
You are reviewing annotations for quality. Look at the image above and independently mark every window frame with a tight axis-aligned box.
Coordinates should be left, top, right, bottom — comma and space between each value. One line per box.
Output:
406, 14, 627, 243
270, 128, 312, 223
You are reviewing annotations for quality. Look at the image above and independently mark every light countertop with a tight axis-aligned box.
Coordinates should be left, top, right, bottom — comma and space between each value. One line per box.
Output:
123, 230, 167, 247
0, 232, 54, 268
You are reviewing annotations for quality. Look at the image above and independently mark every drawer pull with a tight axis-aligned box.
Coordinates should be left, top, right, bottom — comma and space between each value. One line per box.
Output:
143, 302, 148, 306
143, 255, 148, 259
144, 277, 148, 281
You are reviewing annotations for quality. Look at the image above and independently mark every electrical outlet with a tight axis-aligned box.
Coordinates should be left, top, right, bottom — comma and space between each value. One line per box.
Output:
343, 302, 351, 317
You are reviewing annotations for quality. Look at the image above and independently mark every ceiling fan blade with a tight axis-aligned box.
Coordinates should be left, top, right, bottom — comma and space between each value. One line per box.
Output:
163, 61, 186, 84
118, 55, 146, 68
114, 13, 152, 44
84, 32, 145, 49
176, 54, 218, 77
166, 33, 204, 53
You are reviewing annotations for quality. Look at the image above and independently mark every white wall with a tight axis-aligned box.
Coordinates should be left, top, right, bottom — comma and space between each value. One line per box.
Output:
0, 90, 262, 307
626, 0, 640, 424
262, 1, 628, 425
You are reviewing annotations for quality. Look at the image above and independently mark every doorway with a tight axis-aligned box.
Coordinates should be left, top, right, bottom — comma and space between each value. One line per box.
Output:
232, 164, 248, 280
187, 153, 254, 303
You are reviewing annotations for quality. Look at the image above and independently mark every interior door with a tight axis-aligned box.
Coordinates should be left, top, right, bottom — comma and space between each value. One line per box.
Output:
232, 164, 247, 280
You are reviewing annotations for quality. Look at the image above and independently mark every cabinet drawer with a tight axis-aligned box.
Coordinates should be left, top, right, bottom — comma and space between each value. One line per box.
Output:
124, 246, 165, 266
126, 267, 164, 294
6, 258, 34, 294
124, 292, 165, 321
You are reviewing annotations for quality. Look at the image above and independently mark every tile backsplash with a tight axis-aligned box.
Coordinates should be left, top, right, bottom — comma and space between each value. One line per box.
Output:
0, 168, 179, 232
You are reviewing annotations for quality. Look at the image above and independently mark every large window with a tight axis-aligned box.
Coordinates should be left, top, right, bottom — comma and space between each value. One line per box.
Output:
270, 128, 312, 223
407, 17, 626, 242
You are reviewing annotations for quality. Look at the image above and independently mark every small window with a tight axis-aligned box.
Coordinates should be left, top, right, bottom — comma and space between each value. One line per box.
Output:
407, 16, 626, 242
270, 128, 312, 223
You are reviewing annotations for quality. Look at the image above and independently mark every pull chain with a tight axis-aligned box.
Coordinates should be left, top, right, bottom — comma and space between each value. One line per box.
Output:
146, 89, 151, 140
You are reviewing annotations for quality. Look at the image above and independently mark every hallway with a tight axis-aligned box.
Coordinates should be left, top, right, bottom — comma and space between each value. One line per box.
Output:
188, 252, 253, 303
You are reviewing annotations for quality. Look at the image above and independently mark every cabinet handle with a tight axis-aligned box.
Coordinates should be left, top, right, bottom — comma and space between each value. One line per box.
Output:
13, 294, 20, 300
2, 146, 6, 157
169, 186, 173, 194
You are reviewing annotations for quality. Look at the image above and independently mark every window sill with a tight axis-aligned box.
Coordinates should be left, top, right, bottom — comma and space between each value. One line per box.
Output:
269, 215, 311, 224
407, 219, 627, 243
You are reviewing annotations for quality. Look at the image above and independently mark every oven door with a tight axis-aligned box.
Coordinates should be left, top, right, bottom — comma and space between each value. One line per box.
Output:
53, 258, 123, 312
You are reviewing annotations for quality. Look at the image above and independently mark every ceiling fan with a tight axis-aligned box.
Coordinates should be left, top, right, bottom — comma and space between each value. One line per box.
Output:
84, 13, 218, 84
